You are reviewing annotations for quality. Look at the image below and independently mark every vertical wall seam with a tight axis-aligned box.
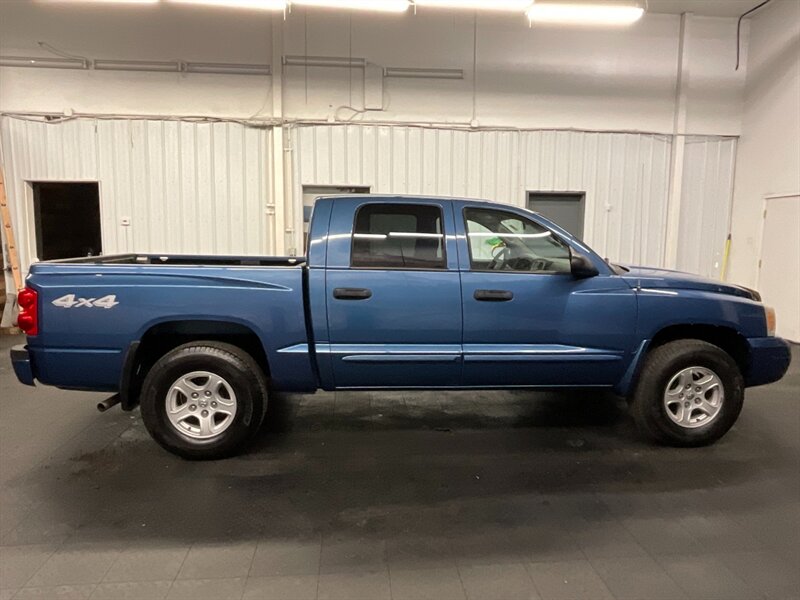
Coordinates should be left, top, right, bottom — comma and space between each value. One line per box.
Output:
143, 121, 151, 252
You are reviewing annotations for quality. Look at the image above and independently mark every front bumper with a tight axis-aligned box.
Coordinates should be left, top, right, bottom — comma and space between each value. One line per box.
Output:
10, 345, 36, 386
745, 337, 792, 387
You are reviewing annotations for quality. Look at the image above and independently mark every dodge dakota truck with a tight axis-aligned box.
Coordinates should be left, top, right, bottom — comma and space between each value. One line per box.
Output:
10, 195, 792, 459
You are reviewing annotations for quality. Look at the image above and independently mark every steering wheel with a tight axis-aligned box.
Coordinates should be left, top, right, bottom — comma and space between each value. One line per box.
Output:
520, 257, 553, 271
489, 248, 554, 272
488, 244, 511, 270
509, 257, 554, 271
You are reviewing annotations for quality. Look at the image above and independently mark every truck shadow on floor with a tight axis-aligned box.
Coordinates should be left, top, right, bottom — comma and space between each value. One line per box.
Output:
260, 389, 627, 435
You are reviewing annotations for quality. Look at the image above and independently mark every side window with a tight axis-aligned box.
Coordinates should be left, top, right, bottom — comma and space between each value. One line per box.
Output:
464, 207, 571, 274
351, 204, 446, 269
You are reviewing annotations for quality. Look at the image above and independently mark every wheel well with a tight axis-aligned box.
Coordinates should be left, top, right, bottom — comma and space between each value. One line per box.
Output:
648, 324, 749, 374
122, 320, 270, 410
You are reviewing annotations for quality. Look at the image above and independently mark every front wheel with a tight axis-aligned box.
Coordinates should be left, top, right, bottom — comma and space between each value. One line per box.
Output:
140, 342, 268, 460
631, 339, 744, 447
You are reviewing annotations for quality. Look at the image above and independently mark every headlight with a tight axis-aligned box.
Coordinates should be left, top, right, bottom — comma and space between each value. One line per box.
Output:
765, 306, 777, 336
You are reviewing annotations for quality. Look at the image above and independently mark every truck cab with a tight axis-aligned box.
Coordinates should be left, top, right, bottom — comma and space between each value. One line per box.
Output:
308, 196, 636, 390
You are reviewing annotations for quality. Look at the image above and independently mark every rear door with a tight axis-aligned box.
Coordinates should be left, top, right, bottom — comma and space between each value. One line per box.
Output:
324, 198, 462, 388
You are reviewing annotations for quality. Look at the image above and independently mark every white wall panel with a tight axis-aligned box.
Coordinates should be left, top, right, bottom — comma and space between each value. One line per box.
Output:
0, 117, 99, 278
1, 3, 747, 137
676, 136, 737, 279
294, 124, 682, 266
520, 131, 675, 266
0, 116, 274, 276
1, 117, 737, 288
294, 124, 736, 270
730, 0, 800, 289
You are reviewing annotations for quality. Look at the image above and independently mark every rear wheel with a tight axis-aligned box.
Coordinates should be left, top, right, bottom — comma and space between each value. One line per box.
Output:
140, 341, 268, 460
631, 339, 744, 447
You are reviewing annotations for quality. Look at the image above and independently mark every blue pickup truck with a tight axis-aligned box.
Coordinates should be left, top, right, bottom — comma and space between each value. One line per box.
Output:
10, 195, 791, 459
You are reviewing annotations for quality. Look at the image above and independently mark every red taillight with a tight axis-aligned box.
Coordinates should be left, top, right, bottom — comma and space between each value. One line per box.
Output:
16, 287, 38, 336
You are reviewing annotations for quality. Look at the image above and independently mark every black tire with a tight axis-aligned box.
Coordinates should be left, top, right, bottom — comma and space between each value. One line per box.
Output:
631, 339, 744, 447
140, 341, 268, 460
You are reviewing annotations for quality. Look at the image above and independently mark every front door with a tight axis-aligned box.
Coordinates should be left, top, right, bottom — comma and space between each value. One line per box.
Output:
325, 199, 462, 388
455, 202, 637, 387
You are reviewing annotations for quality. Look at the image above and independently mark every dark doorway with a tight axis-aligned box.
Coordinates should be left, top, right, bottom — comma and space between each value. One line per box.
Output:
528, 192, 586, 240
32, 182, 102, 261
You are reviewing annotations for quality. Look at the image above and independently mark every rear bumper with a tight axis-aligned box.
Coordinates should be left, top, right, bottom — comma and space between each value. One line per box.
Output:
10, 345, 35, 386
745, 337, 792, 387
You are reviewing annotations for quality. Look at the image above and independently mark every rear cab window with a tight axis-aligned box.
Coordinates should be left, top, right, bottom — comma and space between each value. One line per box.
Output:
351, 204, 446, 270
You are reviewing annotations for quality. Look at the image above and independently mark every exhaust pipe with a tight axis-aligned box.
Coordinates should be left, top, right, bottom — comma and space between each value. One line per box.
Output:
97, 394, 121, 413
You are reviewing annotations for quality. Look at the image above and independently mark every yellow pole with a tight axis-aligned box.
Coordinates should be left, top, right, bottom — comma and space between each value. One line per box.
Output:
719, 234, 731, 281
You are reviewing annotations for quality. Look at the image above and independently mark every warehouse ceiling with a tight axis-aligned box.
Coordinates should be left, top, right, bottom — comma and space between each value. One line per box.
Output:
20, 0, 770, 19
646, 0, 768, 17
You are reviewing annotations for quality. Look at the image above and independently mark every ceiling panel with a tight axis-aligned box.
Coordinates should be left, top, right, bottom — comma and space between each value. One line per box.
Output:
646, 0, 767, 18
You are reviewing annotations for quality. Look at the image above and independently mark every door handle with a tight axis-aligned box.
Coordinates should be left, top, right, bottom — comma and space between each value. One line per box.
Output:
474, 289, 514, 302
333, 287, 373, 300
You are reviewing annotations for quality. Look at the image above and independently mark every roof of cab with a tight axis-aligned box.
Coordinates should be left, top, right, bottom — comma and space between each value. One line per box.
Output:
314, 194, 497, 206
312, 194, 544, 216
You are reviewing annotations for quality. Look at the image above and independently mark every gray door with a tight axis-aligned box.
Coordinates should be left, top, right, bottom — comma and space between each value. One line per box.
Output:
528, 192, 585, 239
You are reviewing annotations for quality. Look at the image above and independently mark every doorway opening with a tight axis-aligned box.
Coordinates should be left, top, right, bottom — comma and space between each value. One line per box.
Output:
528, 192, 586, 240
302, 185, 370, 249
32, 182, 102, 261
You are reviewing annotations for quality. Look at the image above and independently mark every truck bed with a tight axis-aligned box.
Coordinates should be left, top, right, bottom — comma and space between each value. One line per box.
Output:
23, 255, 316, 394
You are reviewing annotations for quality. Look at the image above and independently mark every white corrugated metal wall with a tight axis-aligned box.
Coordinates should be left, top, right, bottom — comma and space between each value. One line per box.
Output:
0, 117, 736, 280
0, 116, 274, 275
292, 124, 737, 269
677, 136, 737, 278
519, 131, 673, 267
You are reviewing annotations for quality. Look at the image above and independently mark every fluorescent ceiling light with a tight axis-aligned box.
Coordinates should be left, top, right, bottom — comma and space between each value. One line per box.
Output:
0, 56, 87, 69
186, 61, 271, 75
167, 0, 286, 9
291, 0, 410, 11
526, 3, 644, 25
413, 0, 532, 10
284, 55, 366, 68
37, 0, 159, 4
94, 59, 181, 72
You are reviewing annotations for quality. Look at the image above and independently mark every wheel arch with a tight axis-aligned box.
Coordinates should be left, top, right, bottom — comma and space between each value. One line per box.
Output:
617, 323, 750, 397
648, 324, 749, 374
120, 319, 270, 410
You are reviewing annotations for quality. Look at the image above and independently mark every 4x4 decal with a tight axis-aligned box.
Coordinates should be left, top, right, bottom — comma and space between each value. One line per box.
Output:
51, 294, 119, 309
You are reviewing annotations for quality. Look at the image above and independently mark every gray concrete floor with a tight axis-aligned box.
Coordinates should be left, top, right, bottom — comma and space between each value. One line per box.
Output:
1, 334, 798, 600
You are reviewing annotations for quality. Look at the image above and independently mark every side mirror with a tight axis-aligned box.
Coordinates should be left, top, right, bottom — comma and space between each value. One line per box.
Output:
570, 248, 599, 279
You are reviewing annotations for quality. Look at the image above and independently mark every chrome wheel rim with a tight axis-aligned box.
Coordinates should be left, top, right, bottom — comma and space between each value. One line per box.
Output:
663, 366, 724, 429
165, 371, 237, 440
